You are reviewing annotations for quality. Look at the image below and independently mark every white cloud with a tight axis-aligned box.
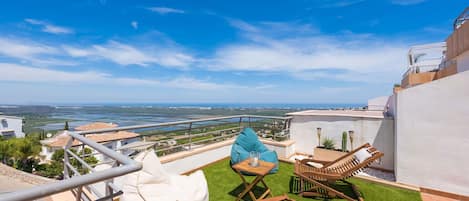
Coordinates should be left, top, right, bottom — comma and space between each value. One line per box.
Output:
25, 19, 74, 34
0, 37, 57, 58
0, 63, 249, 90
64, 41, 194, 68
0, 37, 76, 66
147, 7, 185, 15
391, 0, 426, 5
227, 19, 319, 36
131, 21, 138, 29
319, 0, 366, 8
0, 63, 108, 83
203, 20, 409, 83
0, 35, 193, 68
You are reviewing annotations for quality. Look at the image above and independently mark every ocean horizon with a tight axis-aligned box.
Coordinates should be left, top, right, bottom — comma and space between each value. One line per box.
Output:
1, 102, 365, 110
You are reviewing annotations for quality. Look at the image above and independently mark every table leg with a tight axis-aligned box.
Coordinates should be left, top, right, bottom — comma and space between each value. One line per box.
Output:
260, 179, 272, 198
235, 172, 268, 201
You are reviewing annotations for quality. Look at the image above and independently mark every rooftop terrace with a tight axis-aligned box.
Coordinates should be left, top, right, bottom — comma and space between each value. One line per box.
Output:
0, 112, 467, 201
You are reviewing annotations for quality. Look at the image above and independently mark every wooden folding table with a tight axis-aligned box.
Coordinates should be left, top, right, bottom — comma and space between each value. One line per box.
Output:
232, 159, 275, 201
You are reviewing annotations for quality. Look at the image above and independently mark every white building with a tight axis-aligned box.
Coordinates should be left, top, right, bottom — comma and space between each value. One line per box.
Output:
40, 122, 140, 162
0, 115, 25, 138
287, 109, 395, 171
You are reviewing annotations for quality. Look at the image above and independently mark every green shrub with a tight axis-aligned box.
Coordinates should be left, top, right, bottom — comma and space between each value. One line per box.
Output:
342, 131, 348, 152
322, 138, 335, 150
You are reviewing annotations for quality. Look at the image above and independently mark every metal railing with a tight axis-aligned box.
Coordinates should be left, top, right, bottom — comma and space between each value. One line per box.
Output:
402, 64, 441, 78
0, 114, 291, 201
454, 6, 469, 30
0, 131, 142, 201
73, 115, 292, 157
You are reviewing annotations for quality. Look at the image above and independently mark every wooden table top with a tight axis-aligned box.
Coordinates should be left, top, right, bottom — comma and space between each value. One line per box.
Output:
232, 159, 275, 176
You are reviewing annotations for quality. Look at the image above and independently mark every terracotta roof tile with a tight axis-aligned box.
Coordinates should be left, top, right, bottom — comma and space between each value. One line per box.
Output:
74, 122, 118, 131
41, 131, 139, 148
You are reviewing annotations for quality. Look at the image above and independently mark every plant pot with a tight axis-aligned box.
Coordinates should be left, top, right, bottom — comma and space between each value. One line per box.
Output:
313, 147, 348, 162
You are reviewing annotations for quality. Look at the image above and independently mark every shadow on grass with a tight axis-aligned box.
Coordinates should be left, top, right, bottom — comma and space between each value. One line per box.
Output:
228, 183, 270, 201
289, 177, 359, 201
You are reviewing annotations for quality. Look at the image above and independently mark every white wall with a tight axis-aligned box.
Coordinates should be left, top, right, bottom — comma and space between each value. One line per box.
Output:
161, 140, 296, 174
263, 141, 296, 159
457, 50, 469, 72
162, 143, 232, 174
387, 94, 397, 117
289, 115, 394, 170
0, 116, 25, 138
395, 70, 469, 196
368, 96, 389, 111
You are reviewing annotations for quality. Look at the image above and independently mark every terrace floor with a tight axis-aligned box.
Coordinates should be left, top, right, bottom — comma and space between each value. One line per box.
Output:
202, 159, 422, 201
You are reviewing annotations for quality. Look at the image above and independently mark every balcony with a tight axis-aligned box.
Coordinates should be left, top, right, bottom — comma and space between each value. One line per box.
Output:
0, 113, 466, 201
400, 43, 446, 88
448, 6, 469, 60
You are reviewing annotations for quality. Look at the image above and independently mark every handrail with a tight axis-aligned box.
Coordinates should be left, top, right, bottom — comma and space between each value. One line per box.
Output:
76, 114, 291, 135
0, 114, 290, 201
0, 131, 142, 201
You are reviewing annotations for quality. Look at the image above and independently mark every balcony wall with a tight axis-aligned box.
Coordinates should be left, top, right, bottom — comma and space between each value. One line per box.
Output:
435, 62, 458, 79
401, 72, 436, 88
160, 138, 296, 174
288, 114, 395, 171
395, 70, 469, 196
446, 21, 469, 60
457, 50, 469, 73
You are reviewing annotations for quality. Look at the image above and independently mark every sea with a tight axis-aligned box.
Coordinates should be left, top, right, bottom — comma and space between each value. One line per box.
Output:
0, 103, 364, 131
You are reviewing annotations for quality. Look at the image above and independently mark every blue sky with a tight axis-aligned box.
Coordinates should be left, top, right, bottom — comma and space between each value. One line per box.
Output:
0, 0, 466, 104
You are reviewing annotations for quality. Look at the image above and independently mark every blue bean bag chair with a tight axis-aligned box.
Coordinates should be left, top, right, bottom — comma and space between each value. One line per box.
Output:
230, 127, 279, 174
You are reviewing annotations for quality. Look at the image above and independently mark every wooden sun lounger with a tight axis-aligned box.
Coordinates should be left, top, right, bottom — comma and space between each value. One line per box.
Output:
294, 143, 384, 201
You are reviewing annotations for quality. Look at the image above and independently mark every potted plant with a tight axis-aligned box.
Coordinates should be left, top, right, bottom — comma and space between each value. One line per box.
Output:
314, 137, 348, 161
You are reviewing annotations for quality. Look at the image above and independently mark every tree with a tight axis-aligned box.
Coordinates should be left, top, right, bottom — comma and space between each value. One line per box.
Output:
13, 138, 41, 172
39, 147, 98, 178
0, 138, 41, 173
64, 121, 69, 131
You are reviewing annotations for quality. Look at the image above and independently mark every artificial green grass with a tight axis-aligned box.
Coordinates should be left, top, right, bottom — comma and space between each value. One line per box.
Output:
202, 159, 421, 201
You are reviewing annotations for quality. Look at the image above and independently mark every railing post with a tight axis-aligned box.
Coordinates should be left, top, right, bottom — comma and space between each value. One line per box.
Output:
81, 144, 85, 160
105, 161, 120, 200
238, 116, 243, 131
285, 118, 292, 140
270, 119, 276, 141
63, 131, 73, 179
188, 122, 193, 150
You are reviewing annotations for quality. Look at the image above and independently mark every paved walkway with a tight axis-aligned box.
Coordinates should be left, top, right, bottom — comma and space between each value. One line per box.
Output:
420, 192, 460, 201
0, 174, 34, 194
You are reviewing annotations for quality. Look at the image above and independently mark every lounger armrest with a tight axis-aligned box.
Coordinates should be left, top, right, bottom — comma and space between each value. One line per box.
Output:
299, 171, 342, 181
299, 159, 330, 165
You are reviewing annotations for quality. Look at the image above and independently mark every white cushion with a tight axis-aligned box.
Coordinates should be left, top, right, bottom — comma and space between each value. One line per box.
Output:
354, 148, 372, 163
138, 170, 209, 201
121, 150, 209, 201
121, 151, 147, 201
306, 161, 324, 168
138, 151, 169, 185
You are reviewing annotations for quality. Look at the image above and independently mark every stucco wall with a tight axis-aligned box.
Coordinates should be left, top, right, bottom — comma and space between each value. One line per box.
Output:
289, 115, 394, 170
161, 139, 296, 174
161, 143, 232, 174
457, 50, 469, 72
395, 70, 469, 196
0, 116, 25, 138
368, 96, 389, 111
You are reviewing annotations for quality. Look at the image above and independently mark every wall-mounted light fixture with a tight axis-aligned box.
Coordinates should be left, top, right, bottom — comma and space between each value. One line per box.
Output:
317, 127, 322, 146
348, 130, 355, 150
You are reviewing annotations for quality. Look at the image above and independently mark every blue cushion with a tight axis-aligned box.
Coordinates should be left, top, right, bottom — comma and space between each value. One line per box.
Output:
230, 144, 249, 164
255, 140, 269, 153
234, 127, 259, 151
230, 127, 279, 174
260, 150, 279, 173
